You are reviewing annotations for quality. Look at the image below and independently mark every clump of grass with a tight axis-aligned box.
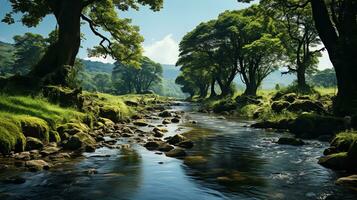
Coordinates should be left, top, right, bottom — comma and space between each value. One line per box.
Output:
331, 132, 357, 152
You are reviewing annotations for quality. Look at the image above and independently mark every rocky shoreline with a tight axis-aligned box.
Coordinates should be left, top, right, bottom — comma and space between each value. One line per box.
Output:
0, 100, 195, 182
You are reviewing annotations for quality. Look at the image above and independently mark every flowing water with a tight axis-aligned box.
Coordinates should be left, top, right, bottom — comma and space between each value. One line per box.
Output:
0, 103, 356, 200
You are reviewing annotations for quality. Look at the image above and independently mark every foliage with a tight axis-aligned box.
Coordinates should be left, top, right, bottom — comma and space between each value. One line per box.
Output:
112, 57, 163, 94
308, 68, 337, 88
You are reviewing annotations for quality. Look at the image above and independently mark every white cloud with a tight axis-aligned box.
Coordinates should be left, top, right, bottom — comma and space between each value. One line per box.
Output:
84, 56, 115, 64
318, 50, 334, 70
144, 34, 179, 65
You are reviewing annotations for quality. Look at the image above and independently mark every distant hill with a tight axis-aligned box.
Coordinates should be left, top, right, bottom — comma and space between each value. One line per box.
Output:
161, 64, 180, 79
81, 59, 115, 73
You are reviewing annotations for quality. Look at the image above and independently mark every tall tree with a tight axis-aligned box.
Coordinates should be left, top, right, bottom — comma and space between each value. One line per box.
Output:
2, 0, 163, 87
239, 0, 357, 115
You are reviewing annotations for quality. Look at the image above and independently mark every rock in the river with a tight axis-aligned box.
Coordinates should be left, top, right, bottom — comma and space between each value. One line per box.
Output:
167, 134, 187, 145
40, 146, 61, 156
159, 111, 172, 118
165, 148, 187, 157
153, 131, 164, 138
153, 127, 168, 133
171, 118, 180, 123
25, 137, 44, 150
177, 140, 194, 148
63, 132, 96, 151
158, 143, 174, 152
133, 120, 149, 127
162, 119, 171, 124
184, 156, 208, 166
336, 175, 357, 191
277, 137, 305, 146
25, 160, 50, 171
318, 152, 349, 170
144, 141, 161, 150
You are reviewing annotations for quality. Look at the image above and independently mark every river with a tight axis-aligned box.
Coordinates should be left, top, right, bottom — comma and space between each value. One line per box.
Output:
0, 103, 356, 200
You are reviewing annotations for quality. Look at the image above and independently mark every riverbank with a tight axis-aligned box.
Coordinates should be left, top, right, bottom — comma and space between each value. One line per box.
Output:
0, 87, 195, 174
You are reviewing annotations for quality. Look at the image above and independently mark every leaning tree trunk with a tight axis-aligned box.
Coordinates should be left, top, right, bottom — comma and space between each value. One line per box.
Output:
29, 0, 82, 86
209, 79, 217, 98
311, 0, 357, 116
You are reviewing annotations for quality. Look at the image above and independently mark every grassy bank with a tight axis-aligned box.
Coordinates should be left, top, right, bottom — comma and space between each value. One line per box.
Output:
0, 90, 169, 154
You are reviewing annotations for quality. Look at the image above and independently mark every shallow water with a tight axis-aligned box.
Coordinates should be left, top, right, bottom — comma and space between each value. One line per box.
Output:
0, 103, 356, 200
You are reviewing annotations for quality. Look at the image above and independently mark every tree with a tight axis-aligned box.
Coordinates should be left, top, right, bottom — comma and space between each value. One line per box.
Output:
12, 33, 47, 75
93, 73, 111, 92
238, 0, 357, 115
112, 57, 163, 94
309, 68, 337, 88
262, 0, 323, 90
2, 0, 163, 87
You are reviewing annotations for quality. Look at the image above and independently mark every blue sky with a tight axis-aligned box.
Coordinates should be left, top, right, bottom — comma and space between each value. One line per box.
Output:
0, 0, 332, 68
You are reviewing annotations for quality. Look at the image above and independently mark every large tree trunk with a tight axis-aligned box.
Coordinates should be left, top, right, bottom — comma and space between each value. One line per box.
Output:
29, 0, 82, 86
311, 0, 357, 116
296, 66, 307, 89
209, 78, 217, 98
243, 81, 258, 96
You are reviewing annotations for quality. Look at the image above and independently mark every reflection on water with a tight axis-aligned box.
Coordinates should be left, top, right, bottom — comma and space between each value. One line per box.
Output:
0, 104, 357, 200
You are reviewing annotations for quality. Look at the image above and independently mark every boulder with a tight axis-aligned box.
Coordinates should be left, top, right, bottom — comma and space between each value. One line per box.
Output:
40, 146, 61, 156
42, 86, 84, 109
271, 101, 290, 113
281, 93, 297, 103
287, 100, 325, 114
177, 140, 194, 148
25, 137, 44, 150
158, 143, 174, 152
171, 118, 180, 123
318, 152, 349, 170
144, 141, 161, 150
159, 111, 172, 118
336, 175, 357, 191
49, 131, 61, 143
25, 160, 50, 171
153, 127, 168, 133
235, 95, 262, 107
153, 131, 164, 138
133, 120, 149, 127
184, 156, 208, 166
0, 119, 26, 154
124, 100, 139, 107
99, 106, 121, 123
63, 132, 96, 151
19, 116, 49, 142
167, 134, 187, 145
162, 119, 171, 124
165, 148, 187, 157
57, 123, 90, 136
277, 137, 305, 146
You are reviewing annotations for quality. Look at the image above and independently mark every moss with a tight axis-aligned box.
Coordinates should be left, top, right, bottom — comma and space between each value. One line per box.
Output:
318, 152, 349, 170
98, 117, 114, 126
57, 122, 90, 135
331, 132, 357, 152
63, 132, 96, 150
49, 131, 61, 143
0, 118, 26, 154
16, 115, 49, 142
271, 101, 290, 113
99, 106, 122, 123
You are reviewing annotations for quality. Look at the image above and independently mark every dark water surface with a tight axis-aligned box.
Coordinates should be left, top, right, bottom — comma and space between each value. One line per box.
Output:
1, 103, 356, 200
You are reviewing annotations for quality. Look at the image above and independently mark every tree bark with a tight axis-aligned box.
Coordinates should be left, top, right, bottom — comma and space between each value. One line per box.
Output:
296, 66, 307, 89
29, 0, 82, 86
311, 0, 357, 115
243, 81, 258, 96
209, 78, 217, 98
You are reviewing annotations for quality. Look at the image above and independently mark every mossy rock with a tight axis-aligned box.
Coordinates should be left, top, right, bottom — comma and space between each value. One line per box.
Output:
63, 132, 96, 151
271, 101, 290, 113
17, 116, 49, 142
289, 113, 344, 138
318, 152, 349, 170
0, 119, 26, 154
99, 106, 121, 123
49, 131, 61, 143
287, 100, 325, 114
213, 100, 237, 113
281, 93, 298, 103
25, 137, 44, 150
235, 95, 262, 107
42, 86, 84, 109
98, 118, 114, 127
331, 132, 357, 153
57, 122, 90, 136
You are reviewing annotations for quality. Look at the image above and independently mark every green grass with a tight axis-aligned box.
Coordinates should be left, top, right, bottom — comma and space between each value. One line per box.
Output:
331, 132, 357, 152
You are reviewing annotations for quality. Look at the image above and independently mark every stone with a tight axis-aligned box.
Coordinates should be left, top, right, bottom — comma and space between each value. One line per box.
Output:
271, 101, 290, 113
336, 175, 357, 191
158, 143, 174, 152
25, 137, 44, 150
125, 100, 139, 107
277, 137, 305, 146
63, 132, 96, 151
84, 168, 98, 175
165, 148, 187, 157
184, 156, 208, 166
25, 160, 50, 171
177, 140, 194, 148
133, 120, 149, 127
318, 152, 349, 170
287, 100, 326, 114
4, 176, 26, 184
171, 118, 180, 123
40, 146, 61, 156
14, 152, 31, 160
162, 119, 171, 124
153, 131, 164, 138
159, 111, 172, 118
167, 134, 187, 145
144, 141, 161, 150
153, 127, 168, 133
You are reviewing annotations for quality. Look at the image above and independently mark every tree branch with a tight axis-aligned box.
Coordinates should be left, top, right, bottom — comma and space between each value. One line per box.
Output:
81, 14, 113, 57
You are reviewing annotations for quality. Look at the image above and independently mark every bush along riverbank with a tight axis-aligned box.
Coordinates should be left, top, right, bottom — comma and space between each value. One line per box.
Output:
198, 89, 357, 191
0, 86, 193, 173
